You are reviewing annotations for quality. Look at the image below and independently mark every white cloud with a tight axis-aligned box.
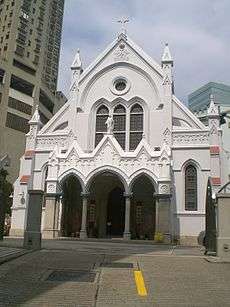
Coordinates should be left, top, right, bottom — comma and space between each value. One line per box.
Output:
58, 0, 230, 103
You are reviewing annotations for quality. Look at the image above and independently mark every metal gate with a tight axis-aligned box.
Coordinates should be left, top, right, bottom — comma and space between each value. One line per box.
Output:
204, 178, 216, 255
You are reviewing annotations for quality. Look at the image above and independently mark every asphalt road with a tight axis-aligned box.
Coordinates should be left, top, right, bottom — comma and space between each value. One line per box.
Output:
0, 239, 229, 306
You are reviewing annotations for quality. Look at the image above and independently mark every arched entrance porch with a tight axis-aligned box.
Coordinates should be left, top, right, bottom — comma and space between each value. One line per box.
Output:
87, 171, 126, 238
60, 175, 83, 237
130, 174, 156, 240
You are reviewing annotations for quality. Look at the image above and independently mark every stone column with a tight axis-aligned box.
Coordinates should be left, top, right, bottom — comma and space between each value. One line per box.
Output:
123, 193, 132, 240
43, 194, 59, 239
216, 193, 230, 261
155, 196, 171, 243
80, 192, 89, 239
23, 190, 44, 249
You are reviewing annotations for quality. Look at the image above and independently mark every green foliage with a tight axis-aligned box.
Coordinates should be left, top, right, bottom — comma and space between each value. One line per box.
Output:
3, 181, 13, 215
0, 169, 13, 215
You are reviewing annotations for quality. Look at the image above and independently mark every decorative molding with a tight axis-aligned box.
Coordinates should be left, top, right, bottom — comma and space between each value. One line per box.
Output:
163, 128, 171, 145
57, 136, 171, 189
162, 75, 171, 85
47, 183, 55, 193
114, 43, 130, 61
36, 135, 71, 150
173, 131, 209, 146
159, 183, 171, 194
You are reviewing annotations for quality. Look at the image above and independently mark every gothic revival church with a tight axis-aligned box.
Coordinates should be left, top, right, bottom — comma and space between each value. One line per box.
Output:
10, 31, 226, 245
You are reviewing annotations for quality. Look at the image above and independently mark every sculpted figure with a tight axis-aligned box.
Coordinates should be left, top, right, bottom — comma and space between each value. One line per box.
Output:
105, 115, 114, 134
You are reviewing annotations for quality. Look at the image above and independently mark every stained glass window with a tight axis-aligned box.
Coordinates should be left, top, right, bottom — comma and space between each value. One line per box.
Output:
95, 105, 109, 147
185, 165, 197, 211
130, 104, 143, 150
95, 103, 144, 151
113, 104, 126, 149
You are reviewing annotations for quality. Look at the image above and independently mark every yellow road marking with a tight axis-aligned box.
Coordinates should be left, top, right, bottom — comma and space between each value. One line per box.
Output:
134, 270, 147, 296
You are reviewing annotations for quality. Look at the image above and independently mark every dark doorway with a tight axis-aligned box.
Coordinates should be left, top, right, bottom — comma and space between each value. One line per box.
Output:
61, 176, 82, 237
107, 187, 125, 236
131, 175, 155, 240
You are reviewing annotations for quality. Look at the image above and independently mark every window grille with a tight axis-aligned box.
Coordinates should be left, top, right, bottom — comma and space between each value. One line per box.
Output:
130, 104, 143, 150
8, 96, 32, 115
185, 165, 197, 211
5, 112, 29, 133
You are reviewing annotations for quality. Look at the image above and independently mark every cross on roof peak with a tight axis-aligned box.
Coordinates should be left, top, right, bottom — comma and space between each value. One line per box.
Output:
117, 17, 129, 35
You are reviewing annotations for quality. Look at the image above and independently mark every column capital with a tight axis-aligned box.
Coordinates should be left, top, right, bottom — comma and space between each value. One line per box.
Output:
45, 193, 60, 200
81, 191, 90, 198
28, 189, 44, 196
154, 193, 171, 200
123, 192, 133, 198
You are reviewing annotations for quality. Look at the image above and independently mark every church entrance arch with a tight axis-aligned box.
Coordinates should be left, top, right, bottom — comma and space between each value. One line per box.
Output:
60, 175, 83, 237
130, 174, 156, 240
87, 171, 126, 238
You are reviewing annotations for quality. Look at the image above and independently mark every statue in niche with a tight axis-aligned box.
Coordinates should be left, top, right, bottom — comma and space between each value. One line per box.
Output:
105, 115, 114, 134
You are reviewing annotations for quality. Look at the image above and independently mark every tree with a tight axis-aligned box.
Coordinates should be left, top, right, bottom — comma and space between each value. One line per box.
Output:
0, 169, 13, 240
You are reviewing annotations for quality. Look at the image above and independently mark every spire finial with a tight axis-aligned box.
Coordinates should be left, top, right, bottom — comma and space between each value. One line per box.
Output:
117, 17, 129, 36
71, 48, 82, 70
161, 42, 173, 65
29, 105, 41, 124
207, 94, 219, 116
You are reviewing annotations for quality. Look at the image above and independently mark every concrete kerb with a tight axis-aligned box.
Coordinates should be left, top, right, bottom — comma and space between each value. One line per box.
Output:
0, 248, 34, 266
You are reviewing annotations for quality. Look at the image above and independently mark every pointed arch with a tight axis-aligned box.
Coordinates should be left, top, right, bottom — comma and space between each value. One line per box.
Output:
113, 104, 126, 149
184, 164, 198, 211
58, 168, 86, 193
85, 166, 129, 193
95, 104, 109, 147
129, 169, 157, 192
130, 103, 144, 150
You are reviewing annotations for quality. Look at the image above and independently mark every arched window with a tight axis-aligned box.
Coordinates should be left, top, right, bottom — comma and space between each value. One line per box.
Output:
185, 165, 197, 211
113, 104, 126, 149
129, 104, 143, 150
95, 105, 109, 147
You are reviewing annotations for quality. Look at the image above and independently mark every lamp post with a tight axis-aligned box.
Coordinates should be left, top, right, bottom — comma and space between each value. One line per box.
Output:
0, 155, 10, 240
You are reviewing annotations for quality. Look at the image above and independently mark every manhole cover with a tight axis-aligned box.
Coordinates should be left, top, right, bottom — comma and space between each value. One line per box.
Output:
101, 262, 133, 268
46, 270, 96, 282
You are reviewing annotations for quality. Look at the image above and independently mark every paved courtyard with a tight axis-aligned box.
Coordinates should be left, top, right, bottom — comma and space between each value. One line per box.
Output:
0, 239, 230, 306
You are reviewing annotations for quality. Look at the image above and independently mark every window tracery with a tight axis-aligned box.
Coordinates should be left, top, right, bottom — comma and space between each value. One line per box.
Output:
94, 103, 144, 150
113, 104, 126, 149
95, 105, 109, 146
130, 104, 143, 150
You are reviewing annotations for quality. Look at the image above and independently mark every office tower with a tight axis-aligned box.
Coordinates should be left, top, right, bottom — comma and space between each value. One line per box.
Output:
0, 0, 66, 182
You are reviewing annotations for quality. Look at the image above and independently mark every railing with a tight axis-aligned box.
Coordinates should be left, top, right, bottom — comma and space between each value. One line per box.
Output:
218, 181, 230, 193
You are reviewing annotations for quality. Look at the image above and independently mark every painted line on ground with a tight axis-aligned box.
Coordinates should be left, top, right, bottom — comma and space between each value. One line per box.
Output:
134, 270, 147, 296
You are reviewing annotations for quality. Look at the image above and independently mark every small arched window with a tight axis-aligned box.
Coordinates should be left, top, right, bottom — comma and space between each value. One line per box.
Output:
95, 105, 109, 147
130, 104, 143, 150
185, 165, 197, 211
113, 104, 126, 149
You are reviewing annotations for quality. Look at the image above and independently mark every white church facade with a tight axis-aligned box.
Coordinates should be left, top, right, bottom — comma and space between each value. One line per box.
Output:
10, 32, 227, 245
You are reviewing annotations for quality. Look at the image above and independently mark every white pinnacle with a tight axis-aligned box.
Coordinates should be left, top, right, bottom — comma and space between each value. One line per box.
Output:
207, 94, 219, 116
29, 105, 41, 124
161, 43, 173, 63
71, 48, 82, 69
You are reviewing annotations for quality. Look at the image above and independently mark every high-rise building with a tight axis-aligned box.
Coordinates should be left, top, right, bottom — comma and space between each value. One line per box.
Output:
188, 82, 230, 177
0, 0, 66, 183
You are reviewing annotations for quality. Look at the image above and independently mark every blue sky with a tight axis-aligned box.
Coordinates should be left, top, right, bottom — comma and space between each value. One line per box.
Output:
58, 0, 230, 103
